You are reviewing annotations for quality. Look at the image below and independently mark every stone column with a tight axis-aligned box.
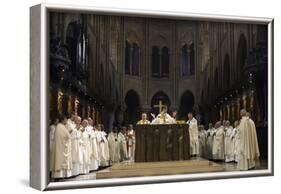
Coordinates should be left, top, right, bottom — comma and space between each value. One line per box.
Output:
115, 105, 126, 126
231, 100, 235, 123
102, 104, 117, 131
236, 97, 241, 121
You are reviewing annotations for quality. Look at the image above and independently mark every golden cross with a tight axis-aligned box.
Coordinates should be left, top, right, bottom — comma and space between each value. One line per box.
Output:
153, 100, 167, 114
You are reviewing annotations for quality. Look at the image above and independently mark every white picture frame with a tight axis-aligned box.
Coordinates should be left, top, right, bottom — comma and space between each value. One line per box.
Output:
30, 3, 274, 191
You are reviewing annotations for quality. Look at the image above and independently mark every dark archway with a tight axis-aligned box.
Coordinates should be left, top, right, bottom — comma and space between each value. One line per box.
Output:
151, 91, 171, 115
178, 90, 195, 120
124, 90, 140, 125
237, 34, 247, 78
224, 54, 231, 89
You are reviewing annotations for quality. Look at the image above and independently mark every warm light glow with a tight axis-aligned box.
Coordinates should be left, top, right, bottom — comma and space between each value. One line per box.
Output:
67, 95, 72, 114
75, 96, 79, 113
57, 90, 63, 114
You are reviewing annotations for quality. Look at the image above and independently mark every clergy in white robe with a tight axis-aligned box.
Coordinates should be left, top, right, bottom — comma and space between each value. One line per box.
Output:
51, 116, 72, 178
49, 118, 58, 172
212, 121, 225, 160
198, 125, 207, 158
86, 118, 99, 171
107, 126, 121, 164
137, 113, 151, 125
206, 123, 215, 159
127, 124, 136, 161
118, 127, 128, 161
187, 112, 199, 156
224, 121, 235, 162
232, 121, 240, 162
77, 120, 92, 174
238, 110, 260, 170
66, 112, 77, 133
151, 107, 176, 124
96, 124, 110, 167
69, 116, 81, 176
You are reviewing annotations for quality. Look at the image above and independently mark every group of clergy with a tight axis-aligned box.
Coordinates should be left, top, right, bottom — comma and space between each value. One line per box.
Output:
198, 109, 260, 170
50, 107, 260, 180
136, 108, 260, 171
49, 112, 136, 179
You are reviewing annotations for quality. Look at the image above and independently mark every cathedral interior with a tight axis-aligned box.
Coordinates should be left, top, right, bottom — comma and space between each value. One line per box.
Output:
49, 12, 268, 158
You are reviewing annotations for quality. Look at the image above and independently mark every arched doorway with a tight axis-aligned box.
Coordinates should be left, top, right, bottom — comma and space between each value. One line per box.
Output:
178, 90, 195, 120
224, 54, 231, 89
124, 90, 140, 126
237, 34, 247, 78
151, 91, 171, 116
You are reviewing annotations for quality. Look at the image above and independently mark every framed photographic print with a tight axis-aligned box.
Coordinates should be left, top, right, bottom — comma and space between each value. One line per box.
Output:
30, 3, 274, 191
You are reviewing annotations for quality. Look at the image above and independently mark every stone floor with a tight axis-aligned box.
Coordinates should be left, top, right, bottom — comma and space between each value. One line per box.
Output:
53, 158, 268, 182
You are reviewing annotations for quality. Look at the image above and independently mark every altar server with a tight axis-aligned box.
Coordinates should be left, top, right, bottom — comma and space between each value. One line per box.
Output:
187, 112, 199, 157
232, 121, 240, 162
206, 123, 215, 159
212, 121, 225, 160
97, 124, 110, 167
127, 124, 136, 161
118, 126, 128, 161
70, 116, 82, 176
49, 118, 58, 171
86, 118, 99, 171
77, 119, 91, 174
108, 126, 121, 164
224, 121, 235, 162
198, 125, 207, 158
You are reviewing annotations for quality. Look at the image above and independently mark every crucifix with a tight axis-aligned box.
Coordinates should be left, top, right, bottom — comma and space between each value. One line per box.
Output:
153, 100, 167, 114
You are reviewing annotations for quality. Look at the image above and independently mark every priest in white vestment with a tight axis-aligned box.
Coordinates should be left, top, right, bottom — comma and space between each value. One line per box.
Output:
66, 112, 77, 133
49, 118, 58, 171
66, 112, 77, 175
198, 125, 207, 158
137, 113, 151, 125
212, 121, 225, 160
238, 110, 260, 170
86, 118, 99, 171
96, 124, 110, 167
127, 124, 136, 161
232, 121, 240, 162
77, 120, 91, 174
69, 116, 81, 176
206, 123, 215, 159
107, 126, 121, 164
151, 107, 176, 124
224, 121, 235, 162
187, 112, 199, 157
118, 127, 128, 161
51, 116, 72, 178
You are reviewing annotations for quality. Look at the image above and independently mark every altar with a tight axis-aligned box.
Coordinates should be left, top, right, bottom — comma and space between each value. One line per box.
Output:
135, 124, 190, 162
